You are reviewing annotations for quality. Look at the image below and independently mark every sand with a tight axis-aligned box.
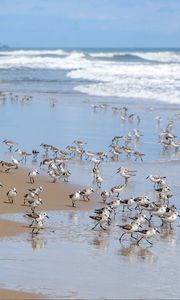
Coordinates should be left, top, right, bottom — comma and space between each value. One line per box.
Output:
0, 166, 98, 299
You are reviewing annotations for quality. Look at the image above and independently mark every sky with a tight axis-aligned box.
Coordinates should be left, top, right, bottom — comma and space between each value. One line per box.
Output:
0, 0, 180, 48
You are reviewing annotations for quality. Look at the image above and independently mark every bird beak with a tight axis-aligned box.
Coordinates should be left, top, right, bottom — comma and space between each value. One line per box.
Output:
46, 215, 49, 219
156, 230, 160, 234
146, 176, 149, 179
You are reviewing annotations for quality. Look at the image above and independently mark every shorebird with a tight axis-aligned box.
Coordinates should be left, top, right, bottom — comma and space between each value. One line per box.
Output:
117, 221, 140, 242
90, 212, 111, 230
32, 149, 40, 159
40, 143, 52, 155
80, 187, 94, 201
6, 187, 17, 204
60, 170, 71, 182
120, 197, 135, 212
69, 191, 81, 207
15, 149, 31, 162
28, 186, 43, 196
101, 190, 112, 203
134, 196, 150, 210
107, 198, 121, 216
28, 169, 39, 184
0, 161, 17, 172
23, 191, 36, 205
110, 183, 126, 197
31, 218, 44, 235
3, 139, 16, 151
95, 175, 103, 188
137, 227, 160, 246
11, 156, 20, 169
133, 151, 145, 161
146, 175, 166, 188
26, 212, 49, 227
116, 167, 136, 184
30, 198, 43, 212
160, 208, 180, 228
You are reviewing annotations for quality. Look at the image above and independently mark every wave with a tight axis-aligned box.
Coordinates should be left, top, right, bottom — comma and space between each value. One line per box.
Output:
88, 51, 180, 64
87, 53, 157, 63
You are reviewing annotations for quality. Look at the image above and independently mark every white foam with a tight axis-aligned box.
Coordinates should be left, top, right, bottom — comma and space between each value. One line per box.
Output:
0, 49, 179, 104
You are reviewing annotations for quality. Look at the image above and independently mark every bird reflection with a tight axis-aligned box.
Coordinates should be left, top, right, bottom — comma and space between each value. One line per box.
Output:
90, 231, 109, 250
31, 236, 47, 251
68, 211, 78, 225
117, 243, 157, 264
160, 228, 176, 245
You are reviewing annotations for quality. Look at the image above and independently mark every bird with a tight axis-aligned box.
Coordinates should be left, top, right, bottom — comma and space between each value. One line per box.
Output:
100, 190, 112, 203
28, 186, 43, 196
30, 198, 43, 212
146, 175, 166, 188
15, 149, 31, 162
95, 175, 103, 188
116, 167, 136, 184
28, 169, 39, 184
110, 183, 126, 197
23, 191, 36, 205
11, 156, 20, 169
90, 212, 111, 230
25, 212, 49, 227
117, 221, 141, 242
69, 191, 81, 207
31, 218, 44, 235
6, 187, 17, 204
80, 187, 94, 201
137, 227, 160, 246
120, 197, 135, 212
3, 139, 16, 151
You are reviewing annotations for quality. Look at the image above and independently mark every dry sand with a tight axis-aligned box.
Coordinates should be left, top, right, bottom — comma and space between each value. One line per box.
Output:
0, 166, 98, 299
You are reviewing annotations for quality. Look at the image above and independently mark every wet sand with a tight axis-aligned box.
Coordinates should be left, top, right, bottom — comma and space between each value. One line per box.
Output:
0, 288, 42, 299
0, 167, 98, 299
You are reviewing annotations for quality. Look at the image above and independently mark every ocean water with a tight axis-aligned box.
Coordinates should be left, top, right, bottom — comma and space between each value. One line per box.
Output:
0, 47, 180, 104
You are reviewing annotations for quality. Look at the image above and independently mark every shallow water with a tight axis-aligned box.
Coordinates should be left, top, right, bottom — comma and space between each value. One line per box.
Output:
0, 210, 180, 299
0, 92, 180, 190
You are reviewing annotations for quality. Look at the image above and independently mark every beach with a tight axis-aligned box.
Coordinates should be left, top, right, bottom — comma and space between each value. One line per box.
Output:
0, 48, 180, 299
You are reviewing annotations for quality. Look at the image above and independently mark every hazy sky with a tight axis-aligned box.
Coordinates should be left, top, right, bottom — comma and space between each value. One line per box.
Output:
0, 0, 180, 48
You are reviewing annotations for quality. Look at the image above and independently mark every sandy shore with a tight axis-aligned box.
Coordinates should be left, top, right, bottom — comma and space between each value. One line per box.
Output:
0, 288, 42, 299
0, 166, 98, 299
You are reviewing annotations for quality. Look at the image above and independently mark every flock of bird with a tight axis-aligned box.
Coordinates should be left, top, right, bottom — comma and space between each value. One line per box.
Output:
0, 97, 180, 246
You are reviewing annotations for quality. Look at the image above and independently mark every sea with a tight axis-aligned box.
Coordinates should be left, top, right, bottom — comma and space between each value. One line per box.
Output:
0, 47, 180, 104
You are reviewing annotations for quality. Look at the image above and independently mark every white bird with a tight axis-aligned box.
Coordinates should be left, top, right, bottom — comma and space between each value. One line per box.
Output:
80, 187, 94, 201
25, 212, 49, 227
95, 175, 103, 188
28, 169, 39, 184
117, 221, 140, 242
23, 191, 36, 205
69, 191, 81, 207
31, 218, 44, 235
29, 198, 43, 212
28, 186, 43, 196
6, 187, 17, 204
11, 156, 20, 168
137, 227, 160, 246
101, 190, 112, 203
